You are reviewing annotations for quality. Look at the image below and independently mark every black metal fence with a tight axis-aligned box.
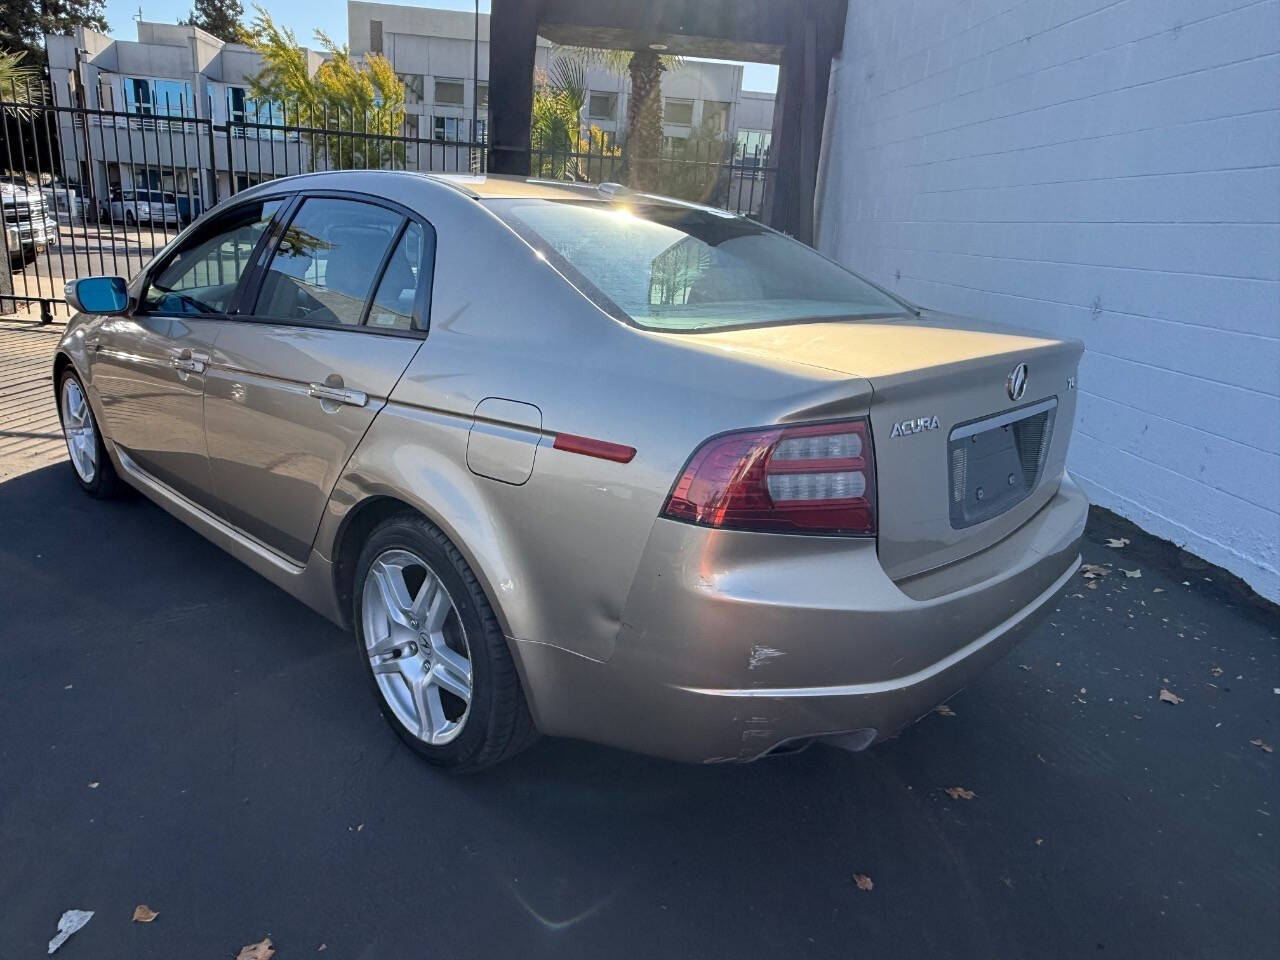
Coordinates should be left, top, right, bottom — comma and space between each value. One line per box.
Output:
2, 79, 775, 322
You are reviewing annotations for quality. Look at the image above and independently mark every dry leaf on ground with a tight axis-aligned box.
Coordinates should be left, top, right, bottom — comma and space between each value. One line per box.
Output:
1105, 538, 1130, 548
1210, 666, 1224, 677
1121, 568, 1142, 578
1081, 564, 1110, 578
852, 873, 874, 891
933, 704, 955, 717
132, 905, 158, 923
1158, 688, 1183, 705
87, 782, 99, 789
236, 938, 275, 960
1250, 739, 1273, 754
945, 786, 976, 800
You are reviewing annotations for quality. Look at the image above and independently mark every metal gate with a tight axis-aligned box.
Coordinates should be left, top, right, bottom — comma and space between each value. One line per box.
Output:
3, 77, 775, 322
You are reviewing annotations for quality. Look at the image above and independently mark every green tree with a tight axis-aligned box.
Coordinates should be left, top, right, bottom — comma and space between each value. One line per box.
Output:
0, 47, 40, 106
0, 0, 108, 66
181, 0, 246, 44
242, 6, 405, 170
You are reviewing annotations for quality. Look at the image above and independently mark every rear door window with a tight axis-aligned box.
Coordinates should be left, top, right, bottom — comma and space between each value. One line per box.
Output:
366, 221, 430, 331
250, 197, 403, 327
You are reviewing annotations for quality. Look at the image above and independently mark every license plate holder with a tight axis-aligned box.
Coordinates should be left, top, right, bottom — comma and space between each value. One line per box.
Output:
948, 399, 1057, 528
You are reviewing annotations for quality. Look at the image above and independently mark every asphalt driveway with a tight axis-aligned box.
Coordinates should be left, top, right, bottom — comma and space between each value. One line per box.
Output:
1, 459, 1276, 959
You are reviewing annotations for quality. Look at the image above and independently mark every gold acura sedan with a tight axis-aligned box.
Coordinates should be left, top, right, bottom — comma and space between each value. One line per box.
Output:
55, 172, 1087, 770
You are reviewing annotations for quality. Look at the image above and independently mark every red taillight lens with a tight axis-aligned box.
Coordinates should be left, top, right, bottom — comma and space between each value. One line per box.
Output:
661, 419, 876, 536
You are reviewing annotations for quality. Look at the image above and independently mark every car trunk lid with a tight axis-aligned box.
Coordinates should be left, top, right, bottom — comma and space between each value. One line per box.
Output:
688, 312, 1084, 580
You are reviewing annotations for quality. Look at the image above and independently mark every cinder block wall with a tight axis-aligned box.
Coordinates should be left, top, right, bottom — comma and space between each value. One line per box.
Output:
815, 0, 1280, 601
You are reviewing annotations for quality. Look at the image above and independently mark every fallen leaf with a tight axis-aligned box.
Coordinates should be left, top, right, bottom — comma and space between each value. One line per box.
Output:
318, 946, 327, 953
236, 937, 275, 960
1105, 538, 1130, 548
1250, 739, 1274, 754
1152, 588, 1165, 593
1081, 563, 1110, 578
1034, 838, 1044, 846
1121, 568, 1142, 578
945, 786, 976, 800
87, 782, 99, 789
1210, 666, 1224, 677
852, 873, 874, 891
1019, 664, 1031, 671
933, 704, 955, 717
1158, 688, 1183, 705
1086, 580, 1099, 590
47, 910, 93, 955
132, 905, 158, 923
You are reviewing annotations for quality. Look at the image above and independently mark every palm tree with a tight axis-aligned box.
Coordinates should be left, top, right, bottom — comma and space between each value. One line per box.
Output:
555, 46, 680, 190
0, 49, 41, 115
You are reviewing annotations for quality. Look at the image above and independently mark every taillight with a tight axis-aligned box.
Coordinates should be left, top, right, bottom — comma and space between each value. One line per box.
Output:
661, 419, 876, 536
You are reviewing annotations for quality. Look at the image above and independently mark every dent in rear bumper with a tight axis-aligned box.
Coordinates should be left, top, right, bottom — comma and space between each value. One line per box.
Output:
515, 473, 1088, 763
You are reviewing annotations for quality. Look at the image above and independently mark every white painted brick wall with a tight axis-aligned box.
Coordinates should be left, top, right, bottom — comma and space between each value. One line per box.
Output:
816, 0, 1280, 601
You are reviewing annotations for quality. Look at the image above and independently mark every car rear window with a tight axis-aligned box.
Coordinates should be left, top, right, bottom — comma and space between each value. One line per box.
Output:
488, 198, 907, 332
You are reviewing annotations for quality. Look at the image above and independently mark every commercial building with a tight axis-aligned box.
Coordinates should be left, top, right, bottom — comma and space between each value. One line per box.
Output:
346, 2, 774, 155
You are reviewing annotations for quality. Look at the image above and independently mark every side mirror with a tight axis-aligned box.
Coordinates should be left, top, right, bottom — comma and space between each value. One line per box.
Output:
65, 276, 129, 315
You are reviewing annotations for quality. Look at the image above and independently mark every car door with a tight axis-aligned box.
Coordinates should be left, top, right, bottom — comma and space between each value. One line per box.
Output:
201, 193, 433, 562
88, 195, 286, 511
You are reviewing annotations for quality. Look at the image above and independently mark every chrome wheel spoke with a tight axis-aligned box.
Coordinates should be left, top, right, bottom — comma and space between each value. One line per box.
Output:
422, 582, 450, 633
431, 645, 472, 703
423, 686, 449, 743
370, 560, 414, 628
407, 667, 433, 739
371, 656, 403, 676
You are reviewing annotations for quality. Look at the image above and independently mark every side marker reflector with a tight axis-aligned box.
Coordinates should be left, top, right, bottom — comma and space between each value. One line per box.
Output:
552, 433, 636, 463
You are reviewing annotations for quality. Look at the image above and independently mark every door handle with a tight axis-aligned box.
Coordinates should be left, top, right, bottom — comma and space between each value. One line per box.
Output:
171, 356, 206, 373
308, 383, 368, 408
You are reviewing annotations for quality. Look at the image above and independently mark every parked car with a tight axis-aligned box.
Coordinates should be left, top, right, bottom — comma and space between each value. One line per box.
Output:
105, 188, 181, 226
41, 180, 86, 223
54, 171, 1087, 771
2, 178, 59, 266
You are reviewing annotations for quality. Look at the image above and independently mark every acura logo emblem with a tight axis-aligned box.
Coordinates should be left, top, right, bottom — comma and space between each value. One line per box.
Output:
1007, 363, 1029, 401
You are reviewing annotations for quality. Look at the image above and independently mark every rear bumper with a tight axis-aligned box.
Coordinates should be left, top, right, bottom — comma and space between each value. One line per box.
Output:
515, 472, 1088, 763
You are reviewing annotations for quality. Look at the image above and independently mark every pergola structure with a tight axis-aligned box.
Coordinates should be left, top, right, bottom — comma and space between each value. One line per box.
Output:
488, 0, 849, 244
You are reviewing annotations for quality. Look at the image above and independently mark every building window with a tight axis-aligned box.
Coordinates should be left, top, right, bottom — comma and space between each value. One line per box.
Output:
370, 20, 383, 54
399, 73, 424, 104
404, 114, 419, 138
127, 77, 194, 116
703, 99, 731, 132
735, 129, 772, 162
588, 92, 617, 120
664, 98, 694, 126
434, 79, 465, 106
476, 82, 489, 110
433, 116, 464, 141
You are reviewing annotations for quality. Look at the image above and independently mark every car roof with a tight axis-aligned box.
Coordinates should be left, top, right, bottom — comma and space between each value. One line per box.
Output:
423, 173, 615, 201
237, 170, 734, 217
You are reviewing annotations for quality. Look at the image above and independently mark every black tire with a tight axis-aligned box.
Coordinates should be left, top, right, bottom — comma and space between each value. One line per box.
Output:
124, 210, 135, 226
57, 368, 125, 499
353, 513, 537, 772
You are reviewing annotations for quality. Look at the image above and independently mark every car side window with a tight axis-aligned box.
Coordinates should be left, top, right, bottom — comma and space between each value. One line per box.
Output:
143, 198, 282, 315
250, 197, 403, 327
366, 221, 430, 331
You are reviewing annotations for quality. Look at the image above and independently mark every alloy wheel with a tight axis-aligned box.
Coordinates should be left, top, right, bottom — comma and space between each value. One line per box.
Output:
361, 548, 473, 745
60, 378, 98, 483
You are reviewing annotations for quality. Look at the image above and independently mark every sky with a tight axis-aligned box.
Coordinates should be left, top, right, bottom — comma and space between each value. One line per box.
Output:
101, 0, 781, 92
